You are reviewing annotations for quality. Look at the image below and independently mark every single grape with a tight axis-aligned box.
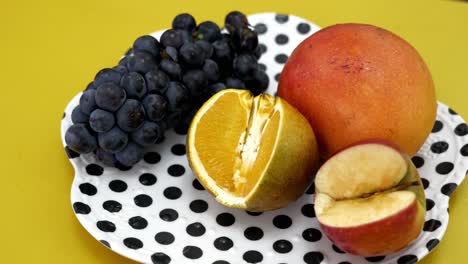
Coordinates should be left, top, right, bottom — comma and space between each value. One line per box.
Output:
116, 99, 145, 132
131, 121, 161, 146
182, 70, 208, 97
194, 21, 221, 42
95, 148, 117, 166
113, 64, 128, 75
89, 109, 115, 133
195, 40, 213, 58
85, 82, 96, 90
179, 42, 206, 67
202, 59, 219, 82
212, 38, 233, 65
225, 77, 246, 89
209, 82, 226, 95
160, 29, 183, 48
159, 59, 182, 80
65, 124, 97, 154
233, 53, 258, 80
98, 127, 128, 153
165, 81, 190, 114
145, 70, 169, 94
126, 52, 157, 73
246, 69, 269, 95
79, 89, 97, 115
95, 83, 127, 112
120, 72, 147, 99
225, 11, 249, 33
232, 28, 258, 52
162, 46, 178, 62
94, 68, 122, 87
142, 94, 167, 121
71, 106, 89, 124
133, 35, 161, 57
115, 142, 144, 167
172, 13, 196, 32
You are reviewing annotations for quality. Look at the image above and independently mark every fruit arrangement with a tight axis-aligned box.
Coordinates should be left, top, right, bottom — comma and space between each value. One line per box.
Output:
65, 11, 269, 167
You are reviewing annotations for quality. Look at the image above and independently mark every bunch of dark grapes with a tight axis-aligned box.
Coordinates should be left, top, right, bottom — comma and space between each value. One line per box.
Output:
65, 11, 269, 168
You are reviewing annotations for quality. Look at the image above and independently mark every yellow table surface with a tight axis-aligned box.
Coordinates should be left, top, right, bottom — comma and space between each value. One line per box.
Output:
1, 0, 467, 263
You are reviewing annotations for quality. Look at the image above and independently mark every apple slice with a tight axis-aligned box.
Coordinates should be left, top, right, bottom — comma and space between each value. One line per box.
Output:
314, 142, 426, 256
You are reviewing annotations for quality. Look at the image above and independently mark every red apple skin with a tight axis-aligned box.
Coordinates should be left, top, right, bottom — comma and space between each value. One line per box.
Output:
318, 199, 425, 256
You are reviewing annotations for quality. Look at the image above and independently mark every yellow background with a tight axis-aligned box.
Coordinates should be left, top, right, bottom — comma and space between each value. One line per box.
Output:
1, 0, 467, 263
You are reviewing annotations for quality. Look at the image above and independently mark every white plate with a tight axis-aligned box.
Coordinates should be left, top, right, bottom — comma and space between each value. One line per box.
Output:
61, 13, 468, 264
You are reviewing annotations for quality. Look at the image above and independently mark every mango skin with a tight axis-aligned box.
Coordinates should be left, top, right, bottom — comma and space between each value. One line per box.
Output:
278, 23, 437, 158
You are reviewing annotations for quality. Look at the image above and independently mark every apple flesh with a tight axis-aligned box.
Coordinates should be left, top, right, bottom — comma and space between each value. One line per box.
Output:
314, 142, 425, 256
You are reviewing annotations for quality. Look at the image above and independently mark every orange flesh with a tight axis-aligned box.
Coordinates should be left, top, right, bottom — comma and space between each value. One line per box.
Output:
193, 92, 280, 197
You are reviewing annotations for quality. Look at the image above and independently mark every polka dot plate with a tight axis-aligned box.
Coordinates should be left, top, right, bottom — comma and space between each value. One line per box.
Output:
61, 13, 468, 264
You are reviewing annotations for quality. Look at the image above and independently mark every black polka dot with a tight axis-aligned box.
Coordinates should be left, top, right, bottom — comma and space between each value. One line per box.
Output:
422, 178, 429, 189
460, 144, 468, 156
190, 199, 208, 213
424, 219, 442, 232
273, 239, 293, 253
164, 186, 182, 200
339, 262, 351, 264
100, 240, 110, 248
432, 120, 443, 133
275, 73, 281, 81
171, 144, 186, 155
244, 226, 264, 240
139, 173, 157, 186
109, 180, 127, 192
103, 200, 122, 213
183, 245, 203, 259
275, 34, 289, 45
97, 220, 116, 232
168, 164, 185, 176
155, 232, 175, 245
246, 211, 262, 216
257, 43, 267, 55
254, 23, 267, 34
79, 183, 97, 196
366, 256, 386, 262
159, 208, 178, 222
186, 222, 206, 237
332, 244, 344, 253
192, 179, 205, 190
144, 152, 161, 164
301, 204, 316, 217
273, 215, 292, 229
426, 198, 435, 211
441, 183, 458, 196
302, 228, 322, 242
86, 163, 104, 176
243, 250, 263, 263
214, 236, 233, 251
304, 251, 324, 264
123, 237, 143, 249
297, 23, 311, 34
151, 252, 171, 264
275, 14, 289, 23
115, 162, 132, 171
397, 255, 418, 264
216, 212, 235, 226
134, 194, 153, 207
258, 63, 267, 71
129, 216, 148, 230
275, 54, 288, 64
65, 146, 80, 159
449, 108, 458, 115
213, 261, 230, 264
431, 141, 449, 154
435, 162, 454, 174
455, 123, 468, 136
73, 202, 91, 214
426, 238, 440, 251
411, 156, 425, 168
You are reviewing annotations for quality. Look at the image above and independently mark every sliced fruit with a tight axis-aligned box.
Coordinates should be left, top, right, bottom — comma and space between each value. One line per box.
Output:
187, 89, 319, 211
314, 142, 425, 256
